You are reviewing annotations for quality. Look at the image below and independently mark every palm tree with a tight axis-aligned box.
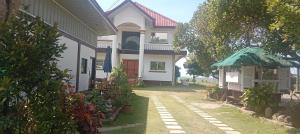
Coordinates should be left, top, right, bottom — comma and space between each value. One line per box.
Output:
0, 0, 20, 22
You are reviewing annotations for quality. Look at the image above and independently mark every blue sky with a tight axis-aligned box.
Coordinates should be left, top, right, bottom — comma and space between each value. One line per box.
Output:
96, 0, 206, 76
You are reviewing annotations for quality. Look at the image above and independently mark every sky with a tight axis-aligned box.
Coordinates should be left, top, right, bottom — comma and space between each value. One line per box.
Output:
96, 0, 205, 76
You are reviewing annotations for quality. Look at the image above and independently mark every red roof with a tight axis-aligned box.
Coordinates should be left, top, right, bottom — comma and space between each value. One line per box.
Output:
107, 0, 177, 28
134, 2, 177, 28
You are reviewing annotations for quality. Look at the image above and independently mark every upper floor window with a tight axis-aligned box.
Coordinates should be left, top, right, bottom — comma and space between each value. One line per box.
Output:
150, 32, 168, 44
122, 32, 140, 50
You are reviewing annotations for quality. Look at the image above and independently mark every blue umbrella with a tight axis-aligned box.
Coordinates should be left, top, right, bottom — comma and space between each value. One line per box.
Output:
103, 46, 112, 78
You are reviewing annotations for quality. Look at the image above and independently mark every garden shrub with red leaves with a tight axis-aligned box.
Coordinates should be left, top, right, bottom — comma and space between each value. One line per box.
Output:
66, 92, 105, 134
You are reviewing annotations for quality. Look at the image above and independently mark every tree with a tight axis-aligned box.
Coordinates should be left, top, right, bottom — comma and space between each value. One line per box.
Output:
174, 0, 300, 76
0, 0, 20, 22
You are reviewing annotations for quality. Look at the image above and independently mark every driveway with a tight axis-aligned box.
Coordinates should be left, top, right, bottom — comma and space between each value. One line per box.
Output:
102, 86, 299, 134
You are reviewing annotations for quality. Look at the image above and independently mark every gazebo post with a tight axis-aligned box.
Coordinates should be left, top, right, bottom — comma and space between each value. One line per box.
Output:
297, 68, 299, 92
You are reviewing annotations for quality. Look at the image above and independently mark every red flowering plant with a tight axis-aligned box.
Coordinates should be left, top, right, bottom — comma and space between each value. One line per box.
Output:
63, 75, 105, 134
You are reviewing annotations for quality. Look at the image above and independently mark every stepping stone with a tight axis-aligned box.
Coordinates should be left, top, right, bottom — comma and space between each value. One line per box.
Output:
199, 115, 212, 118
166, 125, 182, 129
157, 109, 168, 112
162, 118, 176, 122
209, 120, 222, 124
164, 121, 178, 125
159, 111, 170, 114
194, 110, 204, 113
225, 131, 241, 134
212, 123, 228, 127
170, 130, 186, 134
156, 106, 166, 109
161, 116, 174, 119
204, 117, 217, 120
218, 127, 234, 131
160, 113, 172, 116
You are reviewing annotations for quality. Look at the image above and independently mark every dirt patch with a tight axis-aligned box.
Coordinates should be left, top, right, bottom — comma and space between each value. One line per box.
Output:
191, 102, 222, 109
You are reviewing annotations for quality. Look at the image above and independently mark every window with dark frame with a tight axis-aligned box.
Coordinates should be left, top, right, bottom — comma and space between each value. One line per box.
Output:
81, 58, 88, 74
150, 61, 166, 71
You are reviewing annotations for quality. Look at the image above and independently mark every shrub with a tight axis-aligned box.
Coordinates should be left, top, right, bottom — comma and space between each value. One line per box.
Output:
209, 86, 224, 100
0, 14, 76, 133
110, 65, 133, 106
241, 84, 278, 113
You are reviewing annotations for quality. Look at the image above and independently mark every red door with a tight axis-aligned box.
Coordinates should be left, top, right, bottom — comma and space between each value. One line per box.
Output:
123, 60, 139, 79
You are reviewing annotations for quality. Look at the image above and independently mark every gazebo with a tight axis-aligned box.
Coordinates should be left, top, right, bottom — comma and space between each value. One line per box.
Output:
212, 47, 299, 94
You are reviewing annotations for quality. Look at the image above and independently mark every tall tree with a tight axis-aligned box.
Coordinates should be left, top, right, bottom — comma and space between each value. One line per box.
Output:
174, 0, 300, 76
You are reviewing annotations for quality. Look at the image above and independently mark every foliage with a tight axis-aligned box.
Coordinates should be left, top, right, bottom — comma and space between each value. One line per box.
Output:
111, 65, 133, 106
241, 84, 278, 113
85, 90, 107, 113
209, 86, 224, 100
66, 92, 104, 134
287, 102, 300, 127
184, 57, 206, 77
174, 0, 300, 76
0, 14, 77, 133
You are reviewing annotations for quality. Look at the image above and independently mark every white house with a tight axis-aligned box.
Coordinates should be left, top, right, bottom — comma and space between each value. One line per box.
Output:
96, 0, 187, 85
20, 0, 116, 91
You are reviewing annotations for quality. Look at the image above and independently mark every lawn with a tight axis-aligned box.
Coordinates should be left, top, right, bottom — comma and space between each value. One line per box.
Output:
102, 85, 300, 134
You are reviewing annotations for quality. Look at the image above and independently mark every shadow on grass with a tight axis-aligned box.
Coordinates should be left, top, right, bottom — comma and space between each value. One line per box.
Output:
286, 128, 300, 134
135, 84, 209, 92
102, 94, 149, 134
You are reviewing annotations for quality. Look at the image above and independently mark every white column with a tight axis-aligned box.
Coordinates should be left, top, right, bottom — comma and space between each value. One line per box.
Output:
138, 31, 145, 80
111, 35, 118, 68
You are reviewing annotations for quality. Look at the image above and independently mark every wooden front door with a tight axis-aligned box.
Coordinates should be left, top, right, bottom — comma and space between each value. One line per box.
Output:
123, 60, 139, 79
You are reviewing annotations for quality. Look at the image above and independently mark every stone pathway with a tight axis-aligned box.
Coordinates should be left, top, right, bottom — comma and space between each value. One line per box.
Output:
171, 95, 241, 134
152, 96, 186, 134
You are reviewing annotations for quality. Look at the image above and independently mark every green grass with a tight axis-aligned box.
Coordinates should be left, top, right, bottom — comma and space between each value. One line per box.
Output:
102, 92, 168, 134
103, 85, 300, 134
205, 106, 300, 134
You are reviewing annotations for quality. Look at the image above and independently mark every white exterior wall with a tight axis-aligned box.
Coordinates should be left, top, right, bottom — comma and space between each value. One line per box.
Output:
57, 36, 78, 86
79, 45, 95, 91
113, 5, 145, 29
143, 54, 173, 82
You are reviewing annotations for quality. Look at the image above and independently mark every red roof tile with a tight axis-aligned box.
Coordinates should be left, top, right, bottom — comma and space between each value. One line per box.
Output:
134, 2, 177, 28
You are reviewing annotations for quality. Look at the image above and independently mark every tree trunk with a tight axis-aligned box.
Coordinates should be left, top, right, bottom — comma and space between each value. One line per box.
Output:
0, 0, 7, 22
0, 0, 20, 22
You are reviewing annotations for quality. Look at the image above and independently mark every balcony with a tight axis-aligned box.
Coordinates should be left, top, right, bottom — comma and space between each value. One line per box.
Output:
144, 43, 174, 51
97, 43, 112, 49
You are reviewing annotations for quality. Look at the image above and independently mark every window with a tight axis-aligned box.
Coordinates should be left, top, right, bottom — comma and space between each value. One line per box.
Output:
81, 58, 88, 74
255, 67, 278, 80
96, 60, 104, 70
122, 32, 140, 50
150, 32, 168, 44
150, 61, 166, 71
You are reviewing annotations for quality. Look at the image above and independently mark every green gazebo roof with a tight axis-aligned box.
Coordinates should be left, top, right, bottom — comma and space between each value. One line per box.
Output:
212, 47, 297, 68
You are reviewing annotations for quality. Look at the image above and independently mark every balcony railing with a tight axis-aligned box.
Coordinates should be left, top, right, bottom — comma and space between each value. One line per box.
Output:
144, 43, 174, 51
97, 43, 112, 48
97, 43, 186, 51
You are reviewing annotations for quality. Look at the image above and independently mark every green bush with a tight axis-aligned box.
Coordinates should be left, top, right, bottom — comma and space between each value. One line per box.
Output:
241, 84, 278, 113
110, 65, 133, 106
0, 15, 76, 133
